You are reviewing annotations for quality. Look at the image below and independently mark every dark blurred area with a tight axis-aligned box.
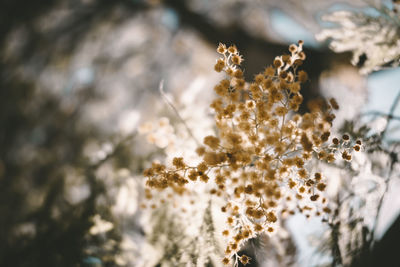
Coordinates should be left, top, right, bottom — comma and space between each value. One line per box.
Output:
0, 1, 136, 266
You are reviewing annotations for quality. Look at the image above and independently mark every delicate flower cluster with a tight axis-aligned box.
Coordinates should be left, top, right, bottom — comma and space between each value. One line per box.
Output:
144, 42, 360, 265
316, 1, 400, 74
139, 117, 174, 148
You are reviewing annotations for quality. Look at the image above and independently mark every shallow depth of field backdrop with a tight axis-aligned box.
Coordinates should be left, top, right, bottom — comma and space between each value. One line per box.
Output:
1, 0, 400, 267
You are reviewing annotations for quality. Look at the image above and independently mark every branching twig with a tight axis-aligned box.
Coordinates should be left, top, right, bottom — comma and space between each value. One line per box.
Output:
361, 111, 400, 121
330, 195, 343, 267
381, 90, 400, 138
365, 91, 400, 246
370, 147, 399, 245
159, 80, 201, 146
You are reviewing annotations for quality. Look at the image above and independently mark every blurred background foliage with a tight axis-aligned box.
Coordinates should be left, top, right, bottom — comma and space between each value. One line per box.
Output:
1, 0, 400, 266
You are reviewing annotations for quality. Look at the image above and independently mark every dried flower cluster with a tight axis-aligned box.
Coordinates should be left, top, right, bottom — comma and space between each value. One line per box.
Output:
144, 41, 361, 265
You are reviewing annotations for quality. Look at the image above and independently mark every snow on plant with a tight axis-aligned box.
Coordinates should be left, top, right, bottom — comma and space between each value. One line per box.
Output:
143, 41, 361, 266
316, 0, 400, 74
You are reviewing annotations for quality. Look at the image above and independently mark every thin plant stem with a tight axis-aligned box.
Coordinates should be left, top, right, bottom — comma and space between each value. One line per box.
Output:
368, 91, 400, 245
381, 89, 400, 138
159, 80, 201, 147
370, 145, 399, 245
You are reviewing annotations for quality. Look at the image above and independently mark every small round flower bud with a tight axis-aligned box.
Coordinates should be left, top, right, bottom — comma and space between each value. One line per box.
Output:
227, 45, 238, 54
217, 43, 227, 54
329, 98, 339, 110
298, 51, 306, 60
273, 57, 283, 68
289, 44, 297, 53
240, 255, 250, 265
231, 54, 243, 65
222, 257, 230, 265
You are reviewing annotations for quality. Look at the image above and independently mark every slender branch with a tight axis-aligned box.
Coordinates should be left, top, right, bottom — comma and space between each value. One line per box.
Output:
381, 90, 400, 138
331, 195, 343, 267
361, 111, 400, 121
370, 146, 398, 245
368, 91, 400, 242
159, 80, 201, 146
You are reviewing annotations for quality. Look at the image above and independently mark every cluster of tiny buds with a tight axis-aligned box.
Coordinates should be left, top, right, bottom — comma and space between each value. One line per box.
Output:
143, 41, 362, 266
334, 135, 362, 161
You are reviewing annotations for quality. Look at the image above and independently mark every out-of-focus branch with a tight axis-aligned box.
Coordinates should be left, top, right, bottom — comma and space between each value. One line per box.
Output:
159, 80, 201, 146
381, 90, 400, 138
362, 111, 400, 121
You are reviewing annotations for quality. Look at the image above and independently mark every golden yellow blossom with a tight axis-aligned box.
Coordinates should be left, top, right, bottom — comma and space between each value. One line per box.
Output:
143, 41, 362, 266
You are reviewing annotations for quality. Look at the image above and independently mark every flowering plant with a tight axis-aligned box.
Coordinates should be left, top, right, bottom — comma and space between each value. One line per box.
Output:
143, 41, 360, 265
